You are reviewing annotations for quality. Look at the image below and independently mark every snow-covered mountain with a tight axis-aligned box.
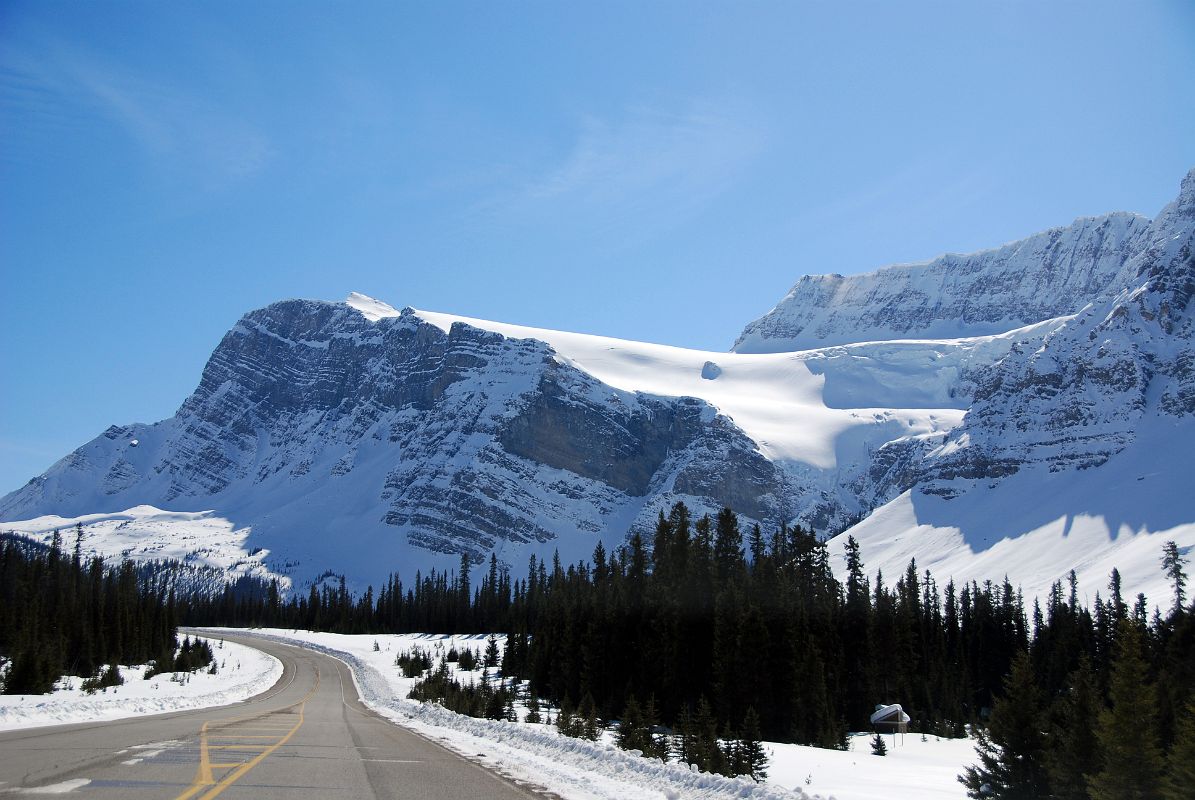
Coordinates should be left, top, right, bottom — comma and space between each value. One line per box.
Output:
833, 168, 1195, 604
734, 211, 1151, 353
1, 293, 996, 588
3, 169, 1192, 603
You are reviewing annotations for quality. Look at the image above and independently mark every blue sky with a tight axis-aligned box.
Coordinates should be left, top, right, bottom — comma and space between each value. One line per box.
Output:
2, 0, 1193, 496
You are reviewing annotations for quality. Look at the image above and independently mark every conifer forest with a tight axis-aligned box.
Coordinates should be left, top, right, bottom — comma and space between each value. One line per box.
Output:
177, 502, 1195, 797
4, 504, 1192, 796
0, 527, 208, 694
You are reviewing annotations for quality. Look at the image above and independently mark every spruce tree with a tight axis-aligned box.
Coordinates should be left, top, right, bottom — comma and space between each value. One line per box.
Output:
617, 695, 648, 752
578, 692, 600, 741
1087, 622, 1165, 800
1164, 697, 1195, 800
737, 707, 769, 779
484, 634, 500, 669
1160, 541, 1187, 617
525, 694, 542, 724
1047, 655, 1102, 800
959, 650, 1050, 799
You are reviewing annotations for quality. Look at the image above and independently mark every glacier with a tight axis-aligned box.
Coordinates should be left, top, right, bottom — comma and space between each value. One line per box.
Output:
2, 169, 1192, 604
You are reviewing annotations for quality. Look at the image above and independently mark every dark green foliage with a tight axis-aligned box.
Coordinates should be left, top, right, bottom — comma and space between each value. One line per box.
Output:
406, 658, 518, 721
679, 697, 724, 774
617, 695, 668, 759
1046, 656, 1103, 800
1160, 541, 1186, 617
484, 633, 500, 669
173, 507, 1195, 787
555, 695, 583, 738
395, 647, 433, 678
172, 636, 214, 673
960, 650, 1050, 799
733, 707, 769, 780
145, 635, 215, 678
576, 693, 600, 740
616, 695, 649, 752
525, 693, 542, 724
871, 734, 887, 756
1087, 622, 1166, 800
1165, 698, 1195, 800
0, 531, 178, 694
80, 663, 123, 693
457, 647, 479, 672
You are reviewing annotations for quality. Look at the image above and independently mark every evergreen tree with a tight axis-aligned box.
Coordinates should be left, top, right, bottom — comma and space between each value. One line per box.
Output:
1047, 655, 1102, 800
737, 707, 769, 779
577, 692, 600, 741
1087, 622, 1165, 800
959, 650, 1050, 799
484, 633, 500, 669
525, 693, 542, 724
617, 695, 649, 752
1164, 697, 1195, 800
1160, 541, 1187, 617
871, 734, 887, 756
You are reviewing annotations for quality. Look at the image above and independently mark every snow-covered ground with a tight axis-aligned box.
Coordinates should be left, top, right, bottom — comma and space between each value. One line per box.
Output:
217, 628, 977, 800
0, 506, 280, 589
0, 636, 281, 731
831, 415, 1195, 610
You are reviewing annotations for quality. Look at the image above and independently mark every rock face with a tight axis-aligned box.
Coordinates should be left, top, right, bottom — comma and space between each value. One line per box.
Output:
734, 211, 1152, 353
736, 169, 1194, 509
917, 168, 1195, 488
0, 301, 792, 583
3, 170, 1191, 593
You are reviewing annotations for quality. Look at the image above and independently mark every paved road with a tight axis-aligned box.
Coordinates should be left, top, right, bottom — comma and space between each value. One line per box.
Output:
0, 633, 547, 799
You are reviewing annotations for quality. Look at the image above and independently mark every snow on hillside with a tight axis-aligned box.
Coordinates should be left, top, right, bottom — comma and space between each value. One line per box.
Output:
829, 415, 1195, 608
733, 211, 1151, 353
0, 505, 281, 586
0, 636, 281, 731
405, 304, 1061, 469
1, 294, 1170, 601
4, 170, 1190, 600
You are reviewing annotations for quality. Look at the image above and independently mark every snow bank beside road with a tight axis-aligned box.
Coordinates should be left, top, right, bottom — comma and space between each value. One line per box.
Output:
216, 628, 810, 800
0, 637, 281, 731
221, 628, 976, 800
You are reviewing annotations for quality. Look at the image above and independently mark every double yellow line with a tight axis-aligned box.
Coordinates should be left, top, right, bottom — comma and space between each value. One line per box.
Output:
174, 669, 321, 800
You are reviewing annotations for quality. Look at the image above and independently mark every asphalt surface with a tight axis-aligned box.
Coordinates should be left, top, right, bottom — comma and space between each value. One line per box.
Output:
0, 633, 548, 799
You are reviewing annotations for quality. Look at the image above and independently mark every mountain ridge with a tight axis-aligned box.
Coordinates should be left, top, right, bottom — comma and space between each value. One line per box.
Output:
734, 210, 1153, 353
3, 169, 1192, 602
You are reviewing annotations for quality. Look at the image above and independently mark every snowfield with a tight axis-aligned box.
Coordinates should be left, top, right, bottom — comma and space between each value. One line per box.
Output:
0, 636, 282, 731
215, 628, 979, 800
0, 506, 279, 589
830, 415, 1195, 609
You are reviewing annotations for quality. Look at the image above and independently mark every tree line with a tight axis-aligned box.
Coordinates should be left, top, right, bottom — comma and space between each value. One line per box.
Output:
182, 503, 1193, 767
0, 527, 180, 693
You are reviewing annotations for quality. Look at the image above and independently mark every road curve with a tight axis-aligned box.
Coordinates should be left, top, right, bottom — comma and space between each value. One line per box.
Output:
0, 633, 548, 799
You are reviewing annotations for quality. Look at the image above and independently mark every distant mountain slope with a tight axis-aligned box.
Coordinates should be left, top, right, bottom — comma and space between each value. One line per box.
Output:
919, 167, 1194, 484
734, 211, 1151, 353
2, 294, 996, 589
3, 170, 1191, 601
831, 169, 1195, 603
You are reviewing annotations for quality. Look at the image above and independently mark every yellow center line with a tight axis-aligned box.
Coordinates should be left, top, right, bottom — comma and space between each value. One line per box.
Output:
205, 744, 272, 750
205, 735, 285, 740
173, 668, 321, 800
213, 726, 294, 730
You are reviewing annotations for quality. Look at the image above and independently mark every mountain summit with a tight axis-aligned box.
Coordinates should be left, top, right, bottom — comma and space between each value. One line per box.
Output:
3, 170, 1192, 601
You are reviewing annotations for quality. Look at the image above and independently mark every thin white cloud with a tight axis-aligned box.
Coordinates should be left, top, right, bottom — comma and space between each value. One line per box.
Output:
492, 98, 767, 239
1, 36, 272, 188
